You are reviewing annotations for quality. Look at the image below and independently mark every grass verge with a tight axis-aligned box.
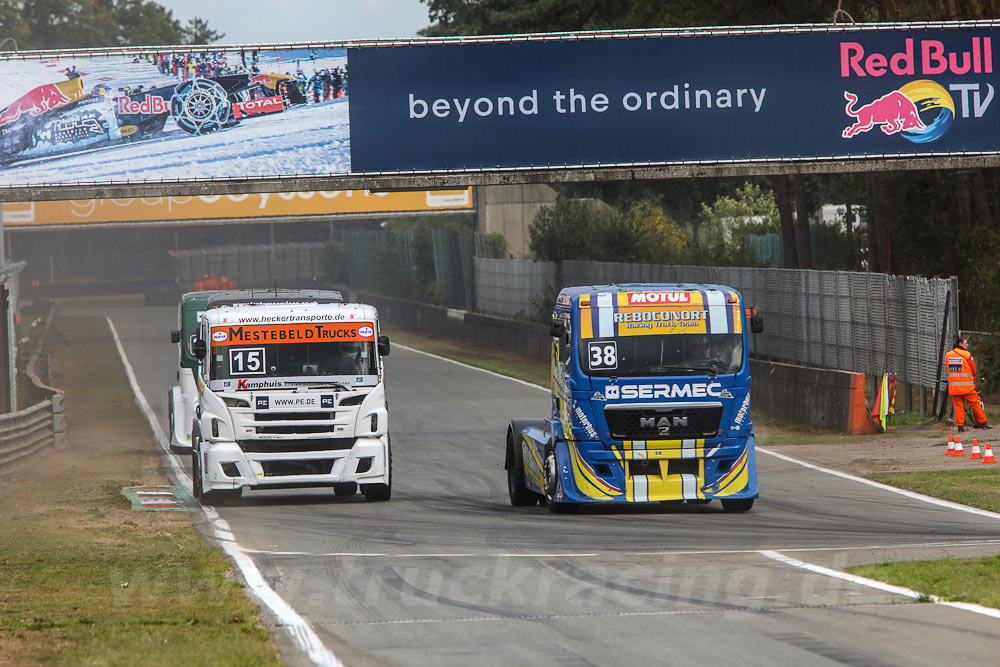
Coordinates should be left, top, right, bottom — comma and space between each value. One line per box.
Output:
0, 316, 278, 665
867, 469, 1000, 513
847, 554, 1000, 608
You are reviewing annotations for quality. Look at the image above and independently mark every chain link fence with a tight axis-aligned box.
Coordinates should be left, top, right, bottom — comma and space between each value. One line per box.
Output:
474, 258, 956, 391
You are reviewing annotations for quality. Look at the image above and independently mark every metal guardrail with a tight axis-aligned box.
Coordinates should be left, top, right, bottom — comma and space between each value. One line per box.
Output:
0, 302, 65, 476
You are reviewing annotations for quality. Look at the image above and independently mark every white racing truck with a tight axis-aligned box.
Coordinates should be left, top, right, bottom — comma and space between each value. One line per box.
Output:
189, 299, 391, 505
168, 289, 343, 453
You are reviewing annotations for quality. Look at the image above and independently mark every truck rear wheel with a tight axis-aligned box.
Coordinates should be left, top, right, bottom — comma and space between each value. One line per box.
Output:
506, 427, 539, 506
721, 498, 755, 512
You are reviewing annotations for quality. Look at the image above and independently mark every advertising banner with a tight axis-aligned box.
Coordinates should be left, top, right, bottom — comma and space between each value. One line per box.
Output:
0, 46, 349, 187
348, 26, 1000, 172
0, 189, 472, 227
1, 24, 999, 191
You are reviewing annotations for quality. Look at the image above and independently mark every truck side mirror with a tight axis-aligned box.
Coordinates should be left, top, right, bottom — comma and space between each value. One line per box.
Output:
377, 335, 390, 357
549, 320, 565, 338
170, 329, 181, 344
192, 338, 207, 360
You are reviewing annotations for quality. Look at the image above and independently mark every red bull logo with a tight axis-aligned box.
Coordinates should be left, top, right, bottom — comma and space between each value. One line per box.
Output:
249, 74, 273, 86
117, 94, 170, 115
842, 80, 955, 144
0, 83, 73, 128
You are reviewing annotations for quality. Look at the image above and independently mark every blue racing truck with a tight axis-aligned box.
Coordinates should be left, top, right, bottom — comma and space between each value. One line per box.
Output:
506, 283, 763, 513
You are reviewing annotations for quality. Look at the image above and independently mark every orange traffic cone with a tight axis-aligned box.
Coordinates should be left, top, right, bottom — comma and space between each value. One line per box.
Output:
954, 437, 966, 457
982, 442, 996, 464
970, 439, 983, 460
946, 434, 955, 456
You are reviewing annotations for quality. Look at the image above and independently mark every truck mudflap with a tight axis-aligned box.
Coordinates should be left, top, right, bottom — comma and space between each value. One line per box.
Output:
547, 435, 758, 504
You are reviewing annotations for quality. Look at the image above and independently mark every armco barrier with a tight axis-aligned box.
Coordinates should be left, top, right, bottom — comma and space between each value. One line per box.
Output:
0, 303, 66, 476
360, 292, 550, 362
363, 292, 875, 433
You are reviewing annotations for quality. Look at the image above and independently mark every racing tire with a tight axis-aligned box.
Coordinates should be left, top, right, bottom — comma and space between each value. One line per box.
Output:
333, 482, 358, 497
507, 428, 539, 507
171, 78, 233, 135
721, 498, 755, 512
543, 443, 576, 514
363, 439, 392, 502
191, 439, 203, 500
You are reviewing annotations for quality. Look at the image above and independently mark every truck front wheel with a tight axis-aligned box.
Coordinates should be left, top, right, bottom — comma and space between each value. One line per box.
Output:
544, 443, 576, 514
362, 439, 391, 501
721, 498, 755, 512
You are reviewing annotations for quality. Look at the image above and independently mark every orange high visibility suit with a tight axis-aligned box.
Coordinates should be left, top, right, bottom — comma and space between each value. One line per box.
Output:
946, 345, 987, 427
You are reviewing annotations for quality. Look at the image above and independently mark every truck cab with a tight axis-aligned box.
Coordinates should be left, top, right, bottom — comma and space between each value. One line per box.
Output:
506, 283, 762, 513
168, 288, 343, 453
190, 300, 391, 505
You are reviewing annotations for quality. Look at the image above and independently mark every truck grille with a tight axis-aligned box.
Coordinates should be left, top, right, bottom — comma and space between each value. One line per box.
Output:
261, 459, 335, 476
238, 438, 356, 453
604, 405, 723, 439
255, 412, 334, 421
256, 424, 337, 435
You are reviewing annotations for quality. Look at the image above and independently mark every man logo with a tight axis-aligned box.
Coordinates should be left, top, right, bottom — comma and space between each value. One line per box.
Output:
640, 415, 688, 435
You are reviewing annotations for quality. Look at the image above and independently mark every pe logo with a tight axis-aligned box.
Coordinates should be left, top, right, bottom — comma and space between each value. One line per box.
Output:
212, 330, 228, 342
842, 79, 955, 143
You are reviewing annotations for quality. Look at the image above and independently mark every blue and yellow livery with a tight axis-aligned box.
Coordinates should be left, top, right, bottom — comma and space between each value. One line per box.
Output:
505, 283, 762, 513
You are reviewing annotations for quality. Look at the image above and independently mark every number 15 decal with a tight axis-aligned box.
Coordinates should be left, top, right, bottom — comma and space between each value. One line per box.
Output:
229, 347, 266, 376
588, 340, 617, 370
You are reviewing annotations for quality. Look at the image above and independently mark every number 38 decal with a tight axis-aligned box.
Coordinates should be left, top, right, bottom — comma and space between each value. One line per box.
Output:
229, 347, 266, 376
588, 340, 617, 370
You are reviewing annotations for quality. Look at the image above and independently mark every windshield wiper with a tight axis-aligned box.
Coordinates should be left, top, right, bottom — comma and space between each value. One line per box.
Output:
647, 365, 719, 377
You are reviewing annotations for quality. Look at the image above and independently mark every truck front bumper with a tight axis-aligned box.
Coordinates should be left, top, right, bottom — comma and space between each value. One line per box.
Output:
550, 436, 758, 504
200, 435, 389, 491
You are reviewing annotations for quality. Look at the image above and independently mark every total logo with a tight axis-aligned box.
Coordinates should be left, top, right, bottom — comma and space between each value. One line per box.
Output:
211, 330, 228, 342
842, 79, 993, 143
358, 325, 374, 338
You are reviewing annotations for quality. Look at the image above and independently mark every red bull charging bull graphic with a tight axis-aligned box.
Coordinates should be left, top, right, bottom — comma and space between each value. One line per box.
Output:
842, 80, 955, 143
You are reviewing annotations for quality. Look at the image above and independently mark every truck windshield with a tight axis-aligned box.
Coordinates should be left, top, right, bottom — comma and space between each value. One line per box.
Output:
211, 340, 378, 380
579, 333, 743, 377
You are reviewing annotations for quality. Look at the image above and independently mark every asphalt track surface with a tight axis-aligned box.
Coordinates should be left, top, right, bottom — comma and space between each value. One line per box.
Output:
103, 302, 1000, 667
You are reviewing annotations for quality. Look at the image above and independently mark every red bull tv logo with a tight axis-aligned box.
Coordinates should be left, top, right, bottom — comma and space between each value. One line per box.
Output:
842, 80, 955, 143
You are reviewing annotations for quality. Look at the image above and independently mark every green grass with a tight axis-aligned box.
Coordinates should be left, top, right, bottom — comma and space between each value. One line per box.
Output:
847, 554, 1000, 608
0, 316, 279, 665
868, 469, 1000, 513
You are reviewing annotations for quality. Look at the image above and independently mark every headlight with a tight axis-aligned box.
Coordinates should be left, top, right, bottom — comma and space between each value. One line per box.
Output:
222, 396, 250, 408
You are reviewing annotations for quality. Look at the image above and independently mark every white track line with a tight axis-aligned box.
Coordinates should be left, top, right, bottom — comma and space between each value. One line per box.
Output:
240, 539, 1000, 558
107, 317, 343, 667
397, 342, 1000, 621
761, 550, 1000, 620
395, 342, 548, 392
758, 447, 1000, 521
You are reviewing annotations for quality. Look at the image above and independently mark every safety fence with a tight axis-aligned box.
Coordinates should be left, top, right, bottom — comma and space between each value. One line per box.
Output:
1, 303, 65, 476
473, 258, 957, 391
170, 242, 328, 291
